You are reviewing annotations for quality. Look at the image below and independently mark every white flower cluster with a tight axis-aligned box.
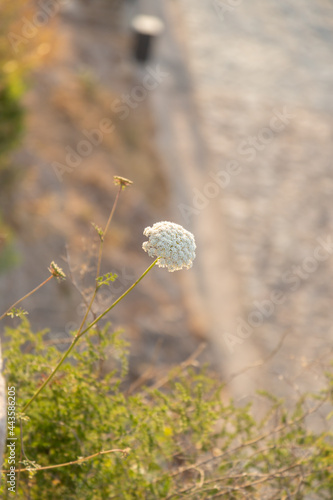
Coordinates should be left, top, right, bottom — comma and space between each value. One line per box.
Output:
142, 221, 196, 272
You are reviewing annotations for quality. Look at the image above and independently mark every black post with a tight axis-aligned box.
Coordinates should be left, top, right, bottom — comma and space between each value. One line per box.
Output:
134, 31, 152, 62
131, 15, 164, 63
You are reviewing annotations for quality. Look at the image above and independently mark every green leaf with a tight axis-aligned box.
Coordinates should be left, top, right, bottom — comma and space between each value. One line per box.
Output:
6, 306, 28, 318
96, 272, 118, 289
91, 222, 104, 241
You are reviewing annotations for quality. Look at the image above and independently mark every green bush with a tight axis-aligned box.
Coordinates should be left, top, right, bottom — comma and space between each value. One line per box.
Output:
0, 4, 26, 273
1, 317, 332, 499
0, 73, 24, 161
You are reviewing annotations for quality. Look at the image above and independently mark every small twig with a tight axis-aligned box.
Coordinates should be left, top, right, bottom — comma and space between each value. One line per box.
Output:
149, 342, 207, 392
96, 183, 122, 283
0, 275, 54, 322
126, 339, 165, 395
1, 447, 130, 474
208, 462, 316, 497
16, 419, 26, 496
19, 420, 29, 463
171, 459, 327, 499
64, 244, 90, 309
43, 337, 73, 346
155, 394, 328, 485
227, 329, 289, 382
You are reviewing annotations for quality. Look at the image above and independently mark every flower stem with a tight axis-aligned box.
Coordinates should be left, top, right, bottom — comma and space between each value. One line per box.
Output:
21, 335, 79, 413
0, 275, 54, 322
96, 184, 122, 283
77, 258, 159, 339
51, 183, 120, 353
21, 258, 159, 413
77, 184, 122, 330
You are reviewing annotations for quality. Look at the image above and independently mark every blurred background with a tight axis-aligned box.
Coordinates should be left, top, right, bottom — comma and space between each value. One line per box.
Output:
1, 0, 333, 414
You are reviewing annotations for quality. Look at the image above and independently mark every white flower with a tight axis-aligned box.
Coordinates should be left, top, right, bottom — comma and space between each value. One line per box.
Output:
142, 221, 196, 272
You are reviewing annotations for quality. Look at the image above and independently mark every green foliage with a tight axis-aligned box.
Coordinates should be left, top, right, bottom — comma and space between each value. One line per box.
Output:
96, 272, 118, 289
91, 223, 104, 242
0, 72, 24, 167
1, 319, 332, 499
0, 4, 26, 273
0, 218, 20, 274
0, 238, 20, 274
6, 307, 28, 319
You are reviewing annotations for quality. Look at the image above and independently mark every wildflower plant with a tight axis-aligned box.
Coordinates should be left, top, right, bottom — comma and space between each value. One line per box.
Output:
0, 178, 332, 499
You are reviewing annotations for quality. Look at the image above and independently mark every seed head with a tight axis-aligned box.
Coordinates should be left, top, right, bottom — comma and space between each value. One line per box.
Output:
113, 176, 133, 190
49, 261, 66, 281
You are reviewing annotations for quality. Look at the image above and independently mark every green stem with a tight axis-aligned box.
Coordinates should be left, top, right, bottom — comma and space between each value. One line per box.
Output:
77, 258, 159, 339
96, 184, 122, 281
0, 275, 54, 322
91, 185, 121, 375
56, 184, 122, 351
21, 335, 79, 413
21, 258, 159, 413
78, 184, 122, 330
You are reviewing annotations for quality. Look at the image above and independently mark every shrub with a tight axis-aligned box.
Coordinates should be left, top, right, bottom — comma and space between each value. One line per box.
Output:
0, 321, 332, 498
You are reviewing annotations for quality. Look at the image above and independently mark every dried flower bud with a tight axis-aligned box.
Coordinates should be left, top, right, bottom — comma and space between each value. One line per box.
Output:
142, 221, 196, 272
48, 261, 66, 281
113, 176, 133, 190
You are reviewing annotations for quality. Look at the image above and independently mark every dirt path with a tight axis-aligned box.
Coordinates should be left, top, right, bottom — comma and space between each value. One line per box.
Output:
157, 0, 333, 405
120, 0, 333, 410
124, 0, 263, 400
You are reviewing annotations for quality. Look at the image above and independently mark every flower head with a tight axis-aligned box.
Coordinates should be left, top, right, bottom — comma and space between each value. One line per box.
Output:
142, 221, 196, 272
48, 261, 66, 281
113, 176, 133, 190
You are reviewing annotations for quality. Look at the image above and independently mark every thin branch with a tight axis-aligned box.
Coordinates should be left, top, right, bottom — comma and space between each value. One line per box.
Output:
126, 339, 164, 395
43, 337, 73, 346
64, 244, 90, 309
0, 275, 54, 322
126, 342, 207, 396
227, 329, 289, 382
1, 447, 130, 474
150, 342, 207, 391
154, 394, 328, 484
96, 184, 122, 283
171, 459, 332, 499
